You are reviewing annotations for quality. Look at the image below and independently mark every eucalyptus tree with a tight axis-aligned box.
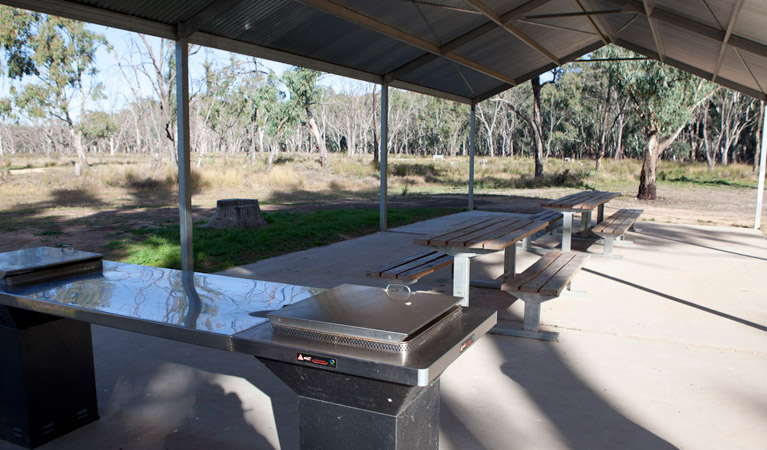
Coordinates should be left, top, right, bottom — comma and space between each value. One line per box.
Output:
498, 75, 549, 178
282, 67, 329, 166
603, 46, 717, 199
0, 7, 108, 174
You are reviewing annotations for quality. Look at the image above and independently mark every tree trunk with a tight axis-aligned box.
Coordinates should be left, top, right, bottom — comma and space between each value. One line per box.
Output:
306, 107, 329, 166
638, 129, 658, 200
70, 127, 89, 176
531, 77, 544, 178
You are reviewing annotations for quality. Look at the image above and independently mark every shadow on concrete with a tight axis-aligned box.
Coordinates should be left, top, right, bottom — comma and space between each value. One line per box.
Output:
497, 341, 677, 450
583, 268, 767, 333
162, 383, 277, 450
38, 325, 300, 450
639, 230, 767, 261
439, 394, 490, 450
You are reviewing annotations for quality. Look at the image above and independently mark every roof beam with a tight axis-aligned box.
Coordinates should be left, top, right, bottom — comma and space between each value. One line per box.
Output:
471, 40, 604, 104
712, 0, 744, 82
605, 0, 767, 57
384, 0, 552, 83
463, 0, 562, 65
0, 0, 176, 39
572, 0, 610, 44
178, 0, 244, 38
642, 0, 666, 63
616, 38, 766, 101
293, 0, 517, 85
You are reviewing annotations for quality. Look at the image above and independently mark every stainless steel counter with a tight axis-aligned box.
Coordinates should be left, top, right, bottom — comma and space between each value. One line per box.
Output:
0, 260, 495, 386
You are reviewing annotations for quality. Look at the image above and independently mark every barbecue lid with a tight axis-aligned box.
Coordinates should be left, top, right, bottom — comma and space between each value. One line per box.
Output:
0, 246, 103, 278
267, 284, 462, 344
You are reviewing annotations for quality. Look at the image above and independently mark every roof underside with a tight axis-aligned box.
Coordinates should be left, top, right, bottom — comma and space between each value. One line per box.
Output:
2, 0, 766, 103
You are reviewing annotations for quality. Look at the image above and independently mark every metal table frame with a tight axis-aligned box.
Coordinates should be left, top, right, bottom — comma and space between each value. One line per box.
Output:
415, 217, 548, 306
0, 259, 495, 449
541, 191, 620, 252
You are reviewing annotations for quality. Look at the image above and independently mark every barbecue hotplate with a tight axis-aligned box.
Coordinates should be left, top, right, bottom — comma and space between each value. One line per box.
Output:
267, 284, 462, 352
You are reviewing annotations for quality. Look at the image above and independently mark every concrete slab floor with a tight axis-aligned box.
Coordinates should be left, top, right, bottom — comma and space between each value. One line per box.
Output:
3, 211, 766, 450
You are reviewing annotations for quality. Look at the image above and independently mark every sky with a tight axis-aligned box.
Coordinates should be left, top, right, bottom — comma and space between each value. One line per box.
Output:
1, 22, 373, 121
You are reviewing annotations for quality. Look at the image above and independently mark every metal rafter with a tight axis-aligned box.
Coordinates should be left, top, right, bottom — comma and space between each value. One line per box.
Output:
463, 0, 562, 65
604, 0, 767, 57
385, 0, 552, 83
617, 38, 766, 101
293, 0, 517, 85
712, 0, 744, 82
642, 0, 666, 63
572, 0, 610, 43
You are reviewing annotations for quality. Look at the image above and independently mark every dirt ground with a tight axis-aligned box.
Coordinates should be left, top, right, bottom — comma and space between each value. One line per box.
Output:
1, 175, 765, 260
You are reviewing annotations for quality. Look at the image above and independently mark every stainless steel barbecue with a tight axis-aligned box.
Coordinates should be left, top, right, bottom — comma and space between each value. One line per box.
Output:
0, 248, 496, 450
268, 283, 462, 352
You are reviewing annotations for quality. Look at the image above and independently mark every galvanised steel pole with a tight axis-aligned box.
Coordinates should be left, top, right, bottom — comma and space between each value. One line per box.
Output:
380, 82, 389, 231
755, 101, 766, 230
176, 36, 193, 272
468, 103, 476, 211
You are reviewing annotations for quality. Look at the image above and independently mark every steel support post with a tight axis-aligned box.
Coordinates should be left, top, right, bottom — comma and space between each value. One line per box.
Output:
755, 103, 766, 230
468, 104, 476, 211
380, 82, 389, 231
175, 37, 193, 272
503, 246, 516, 283
562, 213, 573, 252
453, 254, 471, 307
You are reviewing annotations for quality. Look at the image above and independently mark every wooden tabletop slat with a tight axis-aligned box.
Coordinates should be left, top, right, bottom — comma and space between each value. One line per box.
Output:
480, 220, 548, 250
414, 217, 502, 246
455, 218, 524, 247
542, 191, 619, 210
539, 253, 589, 296
460, 218, 530, 248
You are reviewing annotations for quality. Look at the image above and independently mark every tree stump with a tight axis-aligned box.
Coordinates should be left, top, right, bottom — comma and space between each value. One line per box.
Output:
205, 199, 268, 229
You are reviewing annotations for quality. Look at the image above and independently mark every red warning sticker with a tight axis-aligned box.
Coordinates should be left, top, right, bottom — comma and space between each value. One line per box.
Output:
459, 334, 475, 353
297, 353, 337, 368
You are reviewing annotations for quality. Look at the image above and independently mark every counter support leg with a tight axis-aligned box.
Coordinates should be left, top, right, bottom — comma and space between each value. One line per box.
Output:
0, 306, 99, 449
259, 359, 440, 450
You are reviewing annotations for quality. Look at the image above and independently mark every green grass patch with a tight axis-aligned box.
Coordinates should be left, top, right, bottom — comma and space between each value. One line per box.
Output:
110, 207, 459, 272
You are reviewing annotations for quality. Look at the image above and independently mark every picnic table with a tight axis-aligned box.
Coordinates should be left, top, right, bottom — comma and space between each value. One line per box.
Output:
541, 191, 620, 252
414, 216, 548, 306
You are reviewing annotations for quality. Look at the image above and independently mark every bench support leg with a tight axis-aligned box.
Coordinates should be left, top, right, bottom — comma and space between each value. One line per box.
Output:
490, 294, 560, 341
523, 303, 541, 332
603, 236, 614, 256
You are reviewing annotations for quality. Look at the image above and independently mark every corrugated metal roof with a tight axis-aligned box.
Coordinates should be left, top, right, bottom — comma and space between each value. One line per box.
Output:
2, 0, 766, 103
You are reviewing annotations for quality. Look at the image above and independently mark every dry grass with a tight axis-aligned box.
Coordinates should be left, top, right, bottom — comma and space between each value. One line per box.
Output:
1, 152, 762, 214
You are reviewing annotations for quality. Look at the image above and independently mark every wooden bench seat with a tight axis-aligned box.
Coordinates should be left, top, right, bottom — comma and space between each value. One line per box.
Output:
366, 250, 453, 284
591, 208, 643, 256
496, 251, 589, 340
